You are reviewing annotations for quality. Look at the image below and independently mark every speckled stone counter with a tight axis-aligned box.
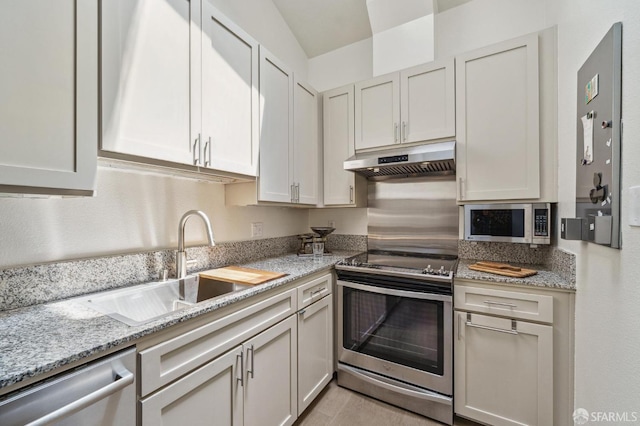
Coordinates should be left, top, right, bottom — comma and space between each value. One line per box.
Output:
456, 259, 576, 291
0, 251, 359, 393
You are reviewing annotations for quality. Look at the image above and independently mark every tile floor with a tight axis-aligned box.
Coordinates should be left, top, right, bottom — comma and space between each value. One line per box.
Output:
294, 380, 480, 426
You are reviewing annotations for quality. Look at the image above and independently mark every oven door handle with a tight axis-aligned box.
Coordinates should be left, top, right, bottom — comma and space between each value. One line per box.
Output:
337, 280, 452, 302
340, 364, 452, 405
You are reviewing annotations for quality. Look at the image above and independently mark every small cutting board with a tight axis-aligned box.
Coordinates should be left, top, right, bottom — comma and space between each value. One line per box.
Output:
468, 262, 537, 278
199, 266, 287, 285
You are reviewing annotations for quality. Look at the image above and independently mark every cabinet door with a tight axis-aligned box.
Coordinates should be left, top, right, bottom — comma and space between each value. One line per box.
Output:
0, 0, 97, 194
323, 85, 356, 206
201, 2, 259, 176
293, 79, 319, 205
400, 58, 455, 144
454, 312, 553, 426
244, 315, 298, 426
456, 34, 540, 201
297, 295, 333, 414
355, 74, 400, 151
258, 47, 294, 203
141, 346, 243, 426
101, 0, 196, 166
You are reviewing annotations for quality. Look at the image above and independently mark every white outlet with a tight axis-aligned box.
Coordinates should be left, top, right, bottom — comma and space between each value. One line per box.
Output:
328, 220, 336, 228
251, 222, 263, 237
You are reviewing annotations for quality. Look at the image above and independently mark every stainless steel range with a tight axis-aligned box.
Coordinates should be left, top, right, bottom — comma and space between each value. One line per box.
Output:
335, 176, 459, 425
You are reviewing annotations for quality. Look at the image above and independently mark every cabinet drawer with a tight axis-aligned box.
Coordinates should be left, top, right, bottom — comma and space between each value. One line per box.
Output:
454, 285, 553, 324
140, 288, 296, 396
297, 273, 332, 310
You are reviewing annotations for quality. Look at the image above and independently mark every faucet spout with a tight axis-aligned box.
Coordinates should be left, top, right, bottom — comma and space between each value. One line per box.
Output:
176, 210, 215, 278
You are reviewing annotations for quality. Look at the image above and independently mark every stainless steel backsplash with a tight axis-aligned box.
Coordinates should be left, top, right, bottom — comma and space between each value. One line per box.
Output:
367, 176, 459, 256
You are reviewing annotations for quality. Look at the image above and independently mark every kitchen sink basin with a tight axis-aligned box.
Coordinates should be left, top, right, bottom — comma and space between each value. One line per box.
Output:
80, 275, 251, 326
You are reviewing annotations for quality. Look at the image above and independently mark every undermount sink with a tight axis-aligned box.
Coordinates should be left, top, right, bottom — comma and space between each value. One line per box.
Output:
80, 275, 251, 326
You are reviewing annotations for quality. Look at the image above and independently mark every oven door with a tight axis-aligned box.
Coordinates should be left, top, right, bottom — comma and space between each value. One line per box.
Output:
337, 279, 452, 395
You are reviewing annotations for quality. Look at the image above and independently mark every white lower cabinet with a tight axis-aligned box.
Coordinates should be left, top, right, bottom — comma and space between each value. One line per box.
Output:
244, 315, 298, 426
454, 311, 553, 426
454, 281, 567, 426
138, 272, 334, 426
297, 294, 333, 413
140, 346, 243, 426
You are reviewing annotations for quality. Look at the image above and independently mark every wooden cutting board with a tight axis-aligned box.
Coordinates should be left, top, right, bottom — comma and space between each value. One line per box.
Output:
468, 261, 537, 278
199, 266, 287, 285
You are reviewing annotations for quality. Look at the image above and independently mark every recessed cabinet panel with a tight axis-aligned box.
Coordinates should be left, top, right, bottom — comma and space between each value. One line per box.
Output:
293, 80, 319, 205
401, 59, 455, 143
456, 34, 540, 201
0, 0, 97, 193
355, 75, 400, 150
141, 346, 243, 426
101, 0, 193, 165
258, 48, 294, 203
244, 315, 297, 426
455, 311, 553, 426
323, 86, 356, 206
202, 3, 259, 175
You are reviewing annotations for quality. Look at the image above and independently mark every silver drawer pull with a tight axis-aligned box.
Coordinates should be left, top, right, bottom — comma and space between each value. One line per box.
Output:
484, 300, 517, 308
466, 313, 518, 335
310, 288, 326, 298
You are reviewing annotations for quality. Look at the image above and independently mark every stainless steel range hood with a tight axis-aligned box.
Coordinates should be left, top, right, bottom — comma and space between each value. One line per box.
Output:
343, 141, 455, 180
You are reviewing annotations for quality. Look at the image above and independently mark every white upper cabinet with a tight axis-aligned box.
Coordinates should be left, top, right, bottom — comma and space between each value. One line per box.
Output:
258, 47, 294, 203
400, 59, 456, 144
201, 2, 259, 176
354, 58, 455, 151
323, 85, 356, 206
456, 33, 540, 202
0, 0, 98, 194
293, 79, 319, 205
355, 74, 400, 150
101, 0, 196, 166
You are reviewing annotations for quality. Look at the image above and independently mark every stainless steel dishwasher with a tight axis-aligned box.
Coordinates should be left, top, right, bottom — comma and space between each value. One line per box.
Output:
0, 347, 136, 426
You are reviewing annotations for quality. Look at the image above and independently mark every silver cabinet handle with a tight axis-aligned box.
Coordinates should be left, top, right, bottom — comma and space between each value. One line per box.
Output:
204, 137, 211, 167
298, 309, 306, 316
236, 352, 244, 386
25, 369, 134, 426
457, 313, 462, 340
402, 121, 407, 141
247, 345, 255, 378
296, 183, 300, 203
349, 185, 354, 203
291, 184, 295, 203
193, 134, 201, 166
466, 313, 518, 335
310, 287, 326, 298
484, 300, 518, 308
458, 177, 464, 199
394, 123, 399, 143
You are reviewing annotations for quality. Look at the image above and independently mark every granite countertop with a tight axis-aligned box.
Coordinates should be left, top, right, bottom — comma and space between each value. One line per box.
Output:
0, 251, 358, 392
456, 259, 576, 291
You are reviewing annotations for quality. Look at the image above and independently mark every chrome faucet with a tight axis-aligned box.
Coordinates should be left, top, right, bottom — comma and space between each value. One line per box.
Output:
176, 210, 215, 279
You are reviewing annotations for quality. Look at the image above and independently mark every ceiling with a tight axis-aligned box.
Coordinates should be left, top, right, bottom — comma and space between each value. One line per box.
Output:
273, 0, 474, 58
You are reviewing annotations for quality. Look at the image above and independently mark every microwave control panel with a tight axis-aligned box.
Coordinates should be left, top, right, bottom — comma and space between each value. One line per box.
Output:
534, 209, 549, 237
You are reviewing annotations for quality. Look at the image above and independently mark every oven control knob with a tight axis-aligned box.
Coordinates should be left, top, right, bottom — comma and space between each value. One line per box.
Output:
438, 266, 447, 275
423, 265, 434, 275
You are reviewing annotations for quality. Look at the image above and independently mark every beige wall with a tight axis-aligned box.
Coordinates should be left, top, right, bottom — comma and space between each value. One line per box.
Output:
546, 0, 640, 416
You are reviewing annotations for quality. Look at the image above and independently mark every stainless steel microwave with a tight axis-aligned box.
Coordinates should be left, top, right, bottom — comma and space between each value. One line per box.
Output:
464, 203, 551, 245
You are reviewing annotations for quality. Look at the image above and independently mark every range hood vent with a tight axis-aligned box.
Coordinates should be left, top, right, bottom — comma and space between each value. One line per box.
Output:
344, 141, 455, 180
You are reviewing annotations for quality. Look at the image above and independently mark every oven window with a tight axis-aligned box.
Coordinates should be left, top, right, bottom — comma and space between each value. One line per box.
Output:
470, 209, 525, 237
342, 287, 444, 376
